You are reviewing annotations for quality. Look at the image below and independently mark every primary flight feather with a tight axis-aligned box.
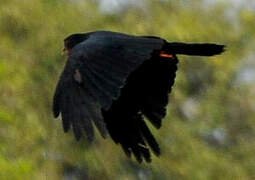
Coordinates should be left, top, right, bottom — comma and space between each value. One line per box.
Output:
53, 31, 225, 163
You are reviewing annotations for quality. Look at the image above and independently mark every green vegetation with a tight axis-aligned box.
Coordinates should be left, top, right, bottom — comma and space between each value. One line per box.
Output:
0, 0, 254, 179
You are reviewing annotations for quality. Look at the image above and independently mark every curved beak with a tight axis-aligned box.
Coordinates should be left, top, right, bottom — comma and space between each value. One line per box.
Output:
62, 48, 68, 55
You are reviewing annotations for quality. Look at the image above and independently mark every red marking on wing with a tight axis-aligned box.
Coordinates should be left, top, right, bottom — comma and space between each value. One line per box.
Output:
159, 51, 174, 59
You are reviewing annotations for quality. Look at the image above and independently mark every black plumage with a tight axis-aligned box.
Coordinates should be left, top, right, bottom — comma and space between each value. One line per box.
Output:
53, 31, 225, 162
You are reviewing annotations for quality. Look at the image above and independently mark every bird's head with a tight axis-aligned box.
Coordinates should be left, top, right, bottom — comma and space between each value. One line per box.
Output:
63, 33, 87, 55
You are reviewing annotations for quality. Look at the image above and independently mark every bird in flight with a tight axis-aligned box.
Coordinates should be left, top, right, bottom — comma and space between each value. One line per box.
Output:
53, 31, 225, 163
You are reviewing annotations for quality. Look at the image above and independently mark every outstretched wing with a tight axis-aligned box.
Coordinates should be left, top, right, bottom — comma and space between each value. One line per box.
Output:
53, 32, 164, 141
103, 53, 179, 162
139, 54, 178, 129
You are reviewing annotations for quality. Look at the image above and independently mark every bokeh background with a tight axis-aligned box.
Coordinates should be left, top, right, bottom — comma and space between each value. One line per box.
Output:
1, 0, 255, 179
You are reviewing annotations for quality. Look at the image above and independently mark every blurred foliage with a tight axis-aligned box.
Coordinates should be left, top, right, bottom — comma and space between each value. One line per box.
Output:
0, 0, 255, 179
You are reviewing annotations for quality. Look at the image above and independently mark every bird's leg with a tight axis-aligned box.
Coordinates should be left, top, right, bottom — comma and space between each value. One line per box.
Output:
159, 51, 175, 59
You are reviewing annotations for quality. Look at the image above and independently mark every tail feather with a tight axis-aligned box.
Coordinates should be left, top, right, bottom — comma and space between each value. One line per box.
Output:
164, 42, 226, 56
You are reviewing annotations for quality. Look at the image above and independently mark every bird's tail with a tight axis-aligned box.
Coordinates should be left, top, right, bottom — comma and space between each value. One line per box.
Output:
163, 42, 226, 56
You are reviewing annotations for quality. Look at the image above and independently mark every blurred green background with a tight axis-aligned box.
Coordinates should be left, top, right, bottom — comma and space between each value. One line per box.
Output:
0, 0, 255, 179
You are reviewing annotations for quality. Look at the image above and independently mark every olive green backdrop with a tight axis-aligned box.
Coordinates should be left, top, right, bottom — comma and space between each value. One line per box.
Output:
0, 0, 254, 179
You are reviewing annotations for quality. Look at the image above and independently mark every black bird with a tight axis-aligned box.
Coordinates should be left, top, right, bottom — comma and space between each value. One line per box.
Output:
53, 31, 225, 163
